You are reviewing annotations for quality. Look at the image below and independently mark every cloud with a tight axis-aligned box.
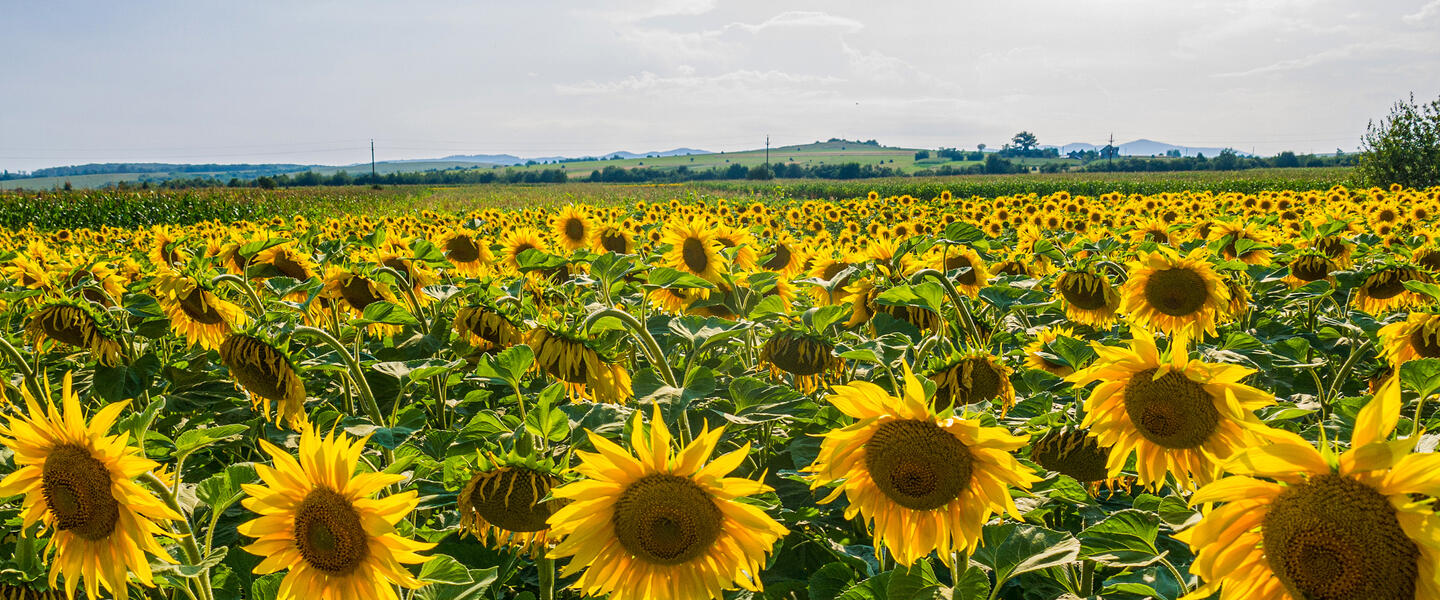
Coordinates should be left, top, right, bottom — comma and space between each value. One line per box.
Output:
728, 11, 864, 34
1404, 0, 1440, 22
554, 70, 843, 97
1213, 40, 1425, 77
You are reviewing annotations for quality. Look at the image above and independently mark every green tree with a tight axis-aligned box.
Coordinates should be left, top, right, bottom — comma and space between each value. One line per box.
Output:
1011, 131, 1039, 152
1359, 93, 1440, 188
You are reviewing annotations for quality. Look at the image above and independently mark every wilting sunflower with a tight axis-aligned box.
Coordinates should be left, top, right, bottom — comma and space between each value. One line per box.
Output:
26, 300, 124, 367
1379, 310, 1440, 366
662, 218, 728, 285
1177, 377, 1440, 600
547, 407, 788, 600
1053, 266, 1121, 329
1066, 328, 1273, 490
1029, 426, 1120, 492
528, 326, 632, 404
926, 349, 1015, 413
551, 205, 593, 252
1024, 326, 1082, 377
1283, 249, 1335, 287
760, 329, 844, 393
153, 273, 247, 350
457, 452, 567, 556
806, 365, 1038, 566
59, 259, 127, 307
436, 229, 493, 277
239, 425, 434, 600
1308, 234, 1354, 269
1119, 247, 1231, 339
454, 304, 522, 353
1355, 264, 1431, 315
219, 332, 306, 428
321, 267, 400, 320
253, 242, 320, 282
0, 373, 180, 600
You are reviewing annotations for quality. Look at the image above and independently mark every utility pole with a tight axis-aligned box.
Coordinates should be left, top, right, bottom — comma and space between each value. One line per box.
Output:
1108, 133, 1114, 167
765, 135, 770, 169
371, 139, 376, 178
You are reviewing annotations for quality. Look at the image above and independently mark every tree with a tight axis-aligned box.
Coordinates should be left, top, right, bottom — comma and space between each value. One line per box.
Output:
746, 164, 773, 180
1011, 132, 1038, 152
1274, 151, 1300, 168
977, 143, 986, 153
1359, 93, 1440, 188
914, 150, 931, 160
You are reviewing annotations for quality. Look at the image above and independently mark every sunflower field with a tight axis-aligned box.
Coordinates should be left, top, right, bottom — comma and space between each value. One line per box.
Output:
3, 184, 1440, 600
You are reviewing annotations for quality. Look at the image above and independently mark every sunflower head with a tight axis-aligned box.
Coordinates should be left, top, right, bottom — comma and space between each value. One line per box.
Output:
925, 349, 1015, 413
1355, 264, 1430, 315
458, 451, 568, 555
153, 273, 247, 350
527, 325, 632, 404
219, 332, 307, 428
25, 299, 124, 367
662, 218, 728, 284
760, 329, 844, 393
1024, 326, 1082, 377
454, 304, 522, 352
593, 223, 635, 255
1054, 266, 1121, 329
1029, 426, 1112, 485
1119, 247, 1231, 339
552, 205, 592, 252
1285, 249, 1335, 285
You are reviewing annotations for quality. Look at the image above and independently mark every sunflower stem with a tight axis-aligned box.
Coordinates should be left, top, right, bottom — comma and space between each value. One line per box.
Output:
210, 273, 265, 315
292, 326, 391, 464
1077, 559, 1095, 597
1325, 339, 1373, 406
538, 556, 557, 600
910, 269, 983, 349
140, 472, 215, 600
583, 307, 677, 388
376, 266, 431, 332
1159, 555, 1190, 595
0, 336, 44, 402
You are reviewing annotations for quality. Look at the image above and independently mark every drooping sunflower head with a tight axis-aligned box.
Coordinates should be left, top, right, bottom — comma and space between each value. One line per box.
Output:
59, 259, 126, 307
454, 304, 522, 353
153, 272, 247, 350
238, 425, 434, 600
321, 266, 400, 317
0, 373, 181, 600
1029, 426, 1122, 494
527, 325, 632, 404
925, 348, 1016, 413
253, 242, 319, 282
546, 407, 788, 600
1054, 266, 1121, 329
1308, 234, 1354, 268
458, 452, 568, 555
662, 218, 728, 283
1024, 326, 1083, 377
1283, 249, 1335, 286
1354, 264, 1431, 315
1067, 328, 1274, 490
1379, 310, 1440, 367
805, 365, 1039, 566
218, 332, 306, 429
759, 329, 844, 393
551, 205, 593, 252
1119, 247, 1231, 339
25, 299, 124, 367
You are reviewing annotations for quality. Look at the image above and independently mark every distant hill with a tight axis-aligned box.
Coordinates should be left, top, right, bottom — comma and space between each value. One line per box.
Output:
1055, 139, 1243, 158
415, 148, 713, 166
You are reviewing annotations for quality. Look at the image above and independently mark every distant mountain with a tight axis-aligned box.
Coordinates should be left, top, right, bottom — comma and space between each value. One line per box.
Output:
1053, 139, 1244, 158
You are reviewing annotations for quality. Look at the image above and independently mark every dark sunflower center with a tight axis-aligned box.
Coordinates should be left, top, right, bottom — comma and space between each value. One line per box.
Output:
944, 255, 977, 286
863, 420, 974, 510
340, 277, 382, 310
178, 289, 227, 325
446, 236, 481, 262
762, 243, 792, 270
1145, 229, 1168, 243
762, 334, 832, 376
1261, 473, 1419, 600
461, 308, 516, 348
42, 444, 119, 541
294, 488, 370, 576
995, 261, 1028, 277
1142, 267, 1208, 317
1030, 428, 1110, 483
681, 238, 710, 274
600, 231, 629, 254
220, 335, 298, 401
1122, 368, 1219, 449
613, 474, 722, 565
1417, 251, 1440, 272
1291, 256, 1332, 282
381, 258, 413, 283
34, 305, 91, 347
272, 251, 310, 280
1060, 273, 1112, 310
467, 468, 560, 533
563, 218, 586, 242
1409, 327, 1440, 358
513, 242, 537, 258
1365, 270, 1413, 300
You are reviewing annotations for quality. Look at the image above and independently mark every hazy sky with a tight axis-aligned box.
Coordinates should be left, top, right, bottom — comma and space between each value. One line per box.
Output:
3, 0, 1438, 171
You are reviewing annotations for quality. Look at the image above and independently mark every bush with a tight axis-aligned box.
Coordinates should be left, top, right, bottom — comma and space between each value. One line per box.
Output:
1359, 93, 1440, 188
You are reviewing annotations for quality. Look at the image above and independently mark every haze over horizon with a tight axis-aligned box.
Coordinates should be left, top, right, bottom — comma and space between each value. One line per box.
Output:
3, 0, 1438, 173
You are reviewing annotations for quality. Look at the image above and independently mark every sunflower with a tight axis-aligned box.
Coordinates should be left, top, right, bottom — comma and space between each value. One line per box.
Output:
1066, 328, 1273, 490
1355, 264, 1431, 315
925, 349, 1015, 413
805, 365, 1038, 566
1309, 234, 1354, 268
1053, 266, 1121, 329
321, 267, 400, 320
0, 584, 63, 599
436, 229, 493, 277
457, 452, 567, 556
1119, 247, 1231, 339
1379, 310, 1440, 366
1028, 426, 1119, 492
1024, 326, 1081, 377
454, 304, 522, 353
362, 247, 438, 302
662, 218, 728, 284
547, 407, 788, 600
1176, 377, 1440, 600
758, 235, 806, 277
1283, 249, 1335, 287
528, 326, 633, 404
254, 242, 320, 282
0, 373, 180, 600
760, 329, 844, 393
3, 255, 52, 291
25, 300, 124, 367
219, 332, 307, 428
1211, 220, 1272, 265
153, 273, 247, 350
551, 205, 593, 252
500, 228, 550, 272
927, 245, 991, 297
238, 425, 434, 600
147, 226, 188, 270
806, 256, 856, 305
593, 222, 636, 255
59, 260, 126, 307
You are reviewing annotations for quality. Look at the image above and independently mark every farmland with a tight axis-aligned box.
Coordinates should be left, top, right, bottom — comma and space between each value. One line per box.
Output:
1, 180, 1439, 600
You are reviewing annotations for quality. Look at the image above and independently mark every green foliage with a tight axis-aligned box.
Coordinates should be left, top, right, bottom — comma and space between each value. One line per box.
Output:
1359, 93, 1440, 188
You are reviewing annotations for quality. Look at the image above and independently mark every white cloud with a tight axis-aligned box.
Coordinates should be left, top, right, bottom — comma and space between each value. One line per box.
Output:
1404, 0, 1440, 22
728, 11, 864, 34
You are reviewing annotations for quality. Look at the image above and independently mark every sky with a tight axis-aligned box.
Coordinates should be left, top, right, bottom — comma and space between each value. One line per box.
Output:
2, 0, 1438, 172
